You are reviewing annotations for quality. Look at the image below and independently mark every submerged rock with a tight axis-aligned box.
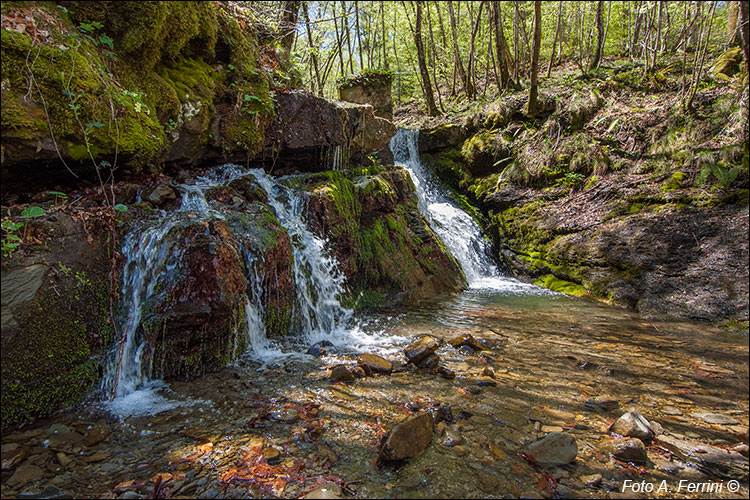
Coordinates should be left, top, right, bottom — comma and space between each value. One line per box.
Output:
379, 412, 434, 461
521, 432, 578, 466
403, 336, 440, 365
608, 411, 654, 441
329, 365, 356, 383
357, 353, 393, 374
303, 482, 343, 499
609, 438, 649, 463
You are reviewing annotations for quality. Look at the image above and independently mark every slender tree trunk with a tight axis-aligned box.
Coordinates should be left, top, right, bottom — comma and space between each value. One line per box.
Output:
686, 1, 717, 111
738, 0, 750, 70
547, 1, 564, 77
302, 2, 321, 95
354, 1, 364, 70
333, 2, 346, 76
631, 1, 642, 59
466, 1, 485, 100
494, 2, 513, 88
426, 3, 445, 112
414, 1, 439, 116
341, 1, 354, 73
527, 0, 541, 117
589, 0, 604, 70
728, 1, 740, 47
448, 1, 470, 97
279, 1, 301, 64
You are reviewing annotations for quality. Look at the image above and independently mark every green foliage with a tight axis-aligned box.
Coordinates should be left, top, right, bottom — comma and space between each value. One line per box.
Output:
1, 219, 24, 257
20, 206, 45, 218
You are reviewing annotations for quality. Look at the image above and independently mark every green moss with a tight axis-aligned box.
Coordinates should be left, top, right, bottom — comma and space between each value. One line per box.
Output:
1, 262, 113, 430
661, 171, 687, 192
534, 274, 588, 296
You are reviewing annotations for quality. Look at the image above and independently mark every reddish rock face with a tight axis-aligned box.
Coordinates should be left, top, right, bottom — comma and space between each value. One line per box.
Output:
259, 91, 395, 173
148, 220, 248, 380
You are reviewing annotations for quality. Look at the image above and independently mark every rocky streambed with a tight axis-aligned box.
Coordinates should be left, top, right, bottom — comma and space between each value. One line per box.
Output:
1, 288, 747, 499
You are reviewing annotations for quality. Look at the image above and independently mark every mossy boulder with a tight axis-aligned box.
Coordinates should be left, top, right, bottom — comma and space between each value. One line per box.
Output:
338, 70, 393, 120
1, 213, 115, 430
1, 2, 276, 194
300, 166, 465, 308
418, 124, 469, 154
712, 47, 743, 78
461, 130, 512, 177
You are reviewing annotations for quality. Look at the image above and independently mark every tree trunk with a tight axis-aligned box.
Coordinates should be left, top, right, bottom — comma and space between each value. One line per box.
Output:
447, 1, 470, 98
426, 3, 445, 112
739, 0, 750, 70
527, 0, 542, 117
589, 0, 605, 70
333, 2, 346, 75
728, 1, 741, 47
415, 1, 439, 116
686, 1, 717, 111
341, 1, 354, 73
466, 1, 485, 99
279, 1, 301, 64
494, 2, 513, 88
547, 1, 564, 77
354, 1, 364, 70
302, 2, 321, 95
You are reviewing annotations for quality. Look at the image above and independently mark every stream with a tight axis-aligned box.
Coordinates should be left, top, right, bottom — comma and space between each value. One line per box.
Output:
1, 131, 747, 499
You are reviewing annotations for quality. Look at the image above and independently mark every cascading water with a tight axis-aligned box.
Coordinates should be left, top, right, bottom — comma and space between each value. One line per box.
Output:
248, 169, 377, 349
103, 164, 395, 414
390, 128, 550, 293
102, 165, 251, 413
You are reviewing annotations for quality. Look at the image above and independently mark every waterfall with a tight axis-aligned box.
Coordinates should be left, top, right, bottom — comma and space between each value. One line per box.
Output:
248, 169, 354, 345
104, 164, 393, 412
102, 165, 249, 409
390, 128, 547, 293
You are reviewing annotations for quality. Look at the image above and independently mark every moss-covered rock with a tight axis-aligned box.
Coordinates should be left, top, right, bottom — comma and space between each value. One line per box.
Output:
300, 166, 465, 308
1, 213, 115, 430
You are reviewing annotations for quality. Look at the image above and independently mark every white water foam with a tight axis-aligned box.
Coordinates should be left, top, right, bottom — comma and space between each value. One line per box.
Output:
390, 128, 554, 295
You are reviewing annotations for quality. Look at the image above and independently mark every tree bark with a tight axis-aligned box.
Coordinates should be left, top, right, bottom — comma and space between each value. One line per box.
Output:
547, 1, 564, 77
466, 1, 485, 99
527, 0, 541, 117
354, 1, 364, 70
302, 2, 321, 95
279, 1, 301, 64
728, 1, 741, 47
447, 1, 470, 97
739, 0, 750, 70
414, 1, 439, 116
494, 2, 514, 88
589, 0, 605, 70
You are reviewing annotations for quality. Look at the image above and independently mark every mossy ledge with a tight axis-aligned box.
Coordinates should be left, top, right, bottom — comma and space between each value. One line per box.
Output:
1, 1, 278, 192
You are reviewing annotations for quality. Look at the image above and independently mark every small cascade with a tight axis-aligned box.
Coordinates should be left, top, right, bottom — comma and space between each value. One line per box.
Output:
241, 250, 288, 360
390, 128, 549, 293
102, 164, 249, 407
248, 169, 355, 345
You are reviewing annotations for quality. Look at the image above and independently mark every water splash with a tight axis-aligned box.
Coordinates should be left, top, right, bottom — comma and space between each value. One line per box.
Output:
390, 128, 552, 294
102, 164, 249, 412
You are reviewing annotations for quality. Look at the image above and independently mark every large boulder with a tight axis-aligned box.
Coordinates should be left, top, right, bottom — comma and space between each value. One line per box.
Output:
300, 166, 465, 308
418, 124, 469, 153
259, 91, 396, 173
1, 213, 116, 430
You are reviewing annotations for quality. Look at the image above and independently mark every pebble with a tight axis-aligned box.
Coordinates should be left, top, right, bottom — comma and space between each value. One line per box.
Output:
329, 365, 355, 382
690, 412, 740, 425
437, 366, 456, 379
403, 336, 439, 365
481, 367, 495, 378
476, 377, 496, 387
8, 464, 44, 488
452, 445, 470, 456
610, 438, 648, 463
442, 430, 465, 447
303, 482, 343, 499
268, 408, 299, 423
661, 406, 682, 416
84, 424, 110, 446
357, 353, 393, 374
56, 452, 73, 467
467, 386, 481, 395
581, 473, 602, 486
608, 411, 654, 441
521, 432, 578, 466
